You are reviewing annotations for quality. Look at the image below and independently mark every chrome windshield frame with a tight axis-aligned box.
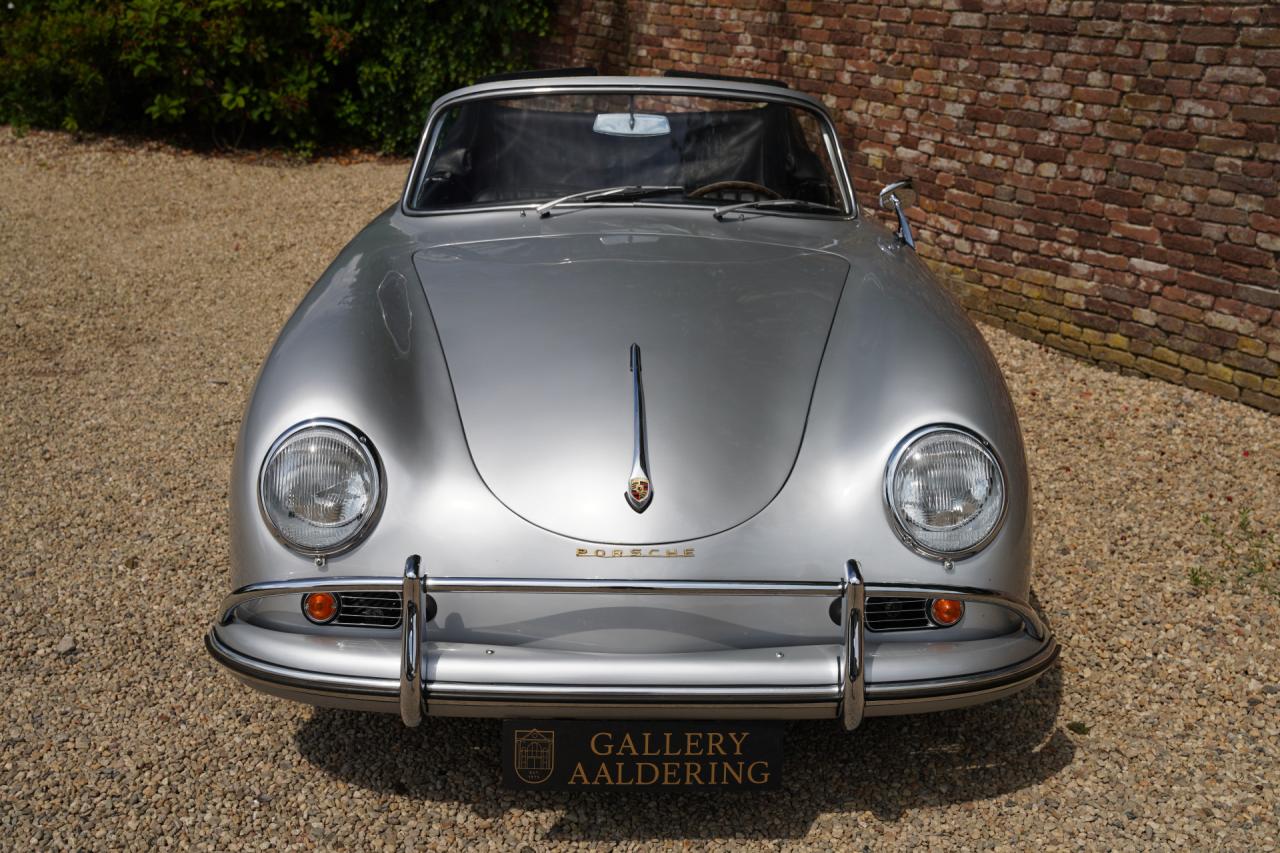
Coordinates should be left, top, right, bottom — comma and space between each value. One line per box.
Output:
399, 76, 858, 220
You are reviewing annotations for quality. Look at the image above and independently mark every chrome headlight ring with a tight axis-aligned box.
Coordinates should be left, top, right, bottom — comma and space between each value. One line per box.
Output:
257, 418, 385, 557
884, 424, 1008, 561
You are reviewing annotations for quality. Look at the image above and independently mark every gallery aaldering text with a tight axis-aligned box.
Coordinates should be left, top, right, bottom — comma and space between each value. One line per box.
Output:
502, 721, 784, 789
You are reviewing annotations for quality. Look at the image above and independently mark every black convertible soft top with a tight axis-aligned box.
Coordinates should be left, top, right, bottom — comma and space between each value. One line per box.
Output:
414, 99, 836, 208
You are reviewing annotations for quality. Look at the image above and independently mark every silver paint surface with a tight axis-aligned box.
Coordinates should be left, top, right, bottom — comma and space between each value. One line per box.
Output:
413, 233, 847, 542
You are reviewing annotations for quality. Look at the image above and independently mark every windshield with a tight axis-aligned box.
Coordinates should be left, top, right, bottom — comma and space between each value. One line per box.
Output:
408, 92, 848, 214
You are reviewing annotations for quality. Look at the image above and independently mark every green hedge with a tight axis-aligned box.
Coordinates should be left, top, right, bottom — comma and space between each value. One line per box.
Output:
0, 0, 553, 154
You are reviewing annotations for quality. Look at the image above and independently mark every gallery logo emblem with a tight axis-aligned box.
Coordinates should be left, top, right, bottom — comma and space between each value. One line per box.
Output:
513, 728, 555, 784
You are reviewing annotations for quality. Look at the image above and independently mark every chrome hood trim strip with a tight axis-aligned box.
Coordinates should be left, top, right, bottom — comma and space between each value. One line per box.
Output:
626, 343, 653, 512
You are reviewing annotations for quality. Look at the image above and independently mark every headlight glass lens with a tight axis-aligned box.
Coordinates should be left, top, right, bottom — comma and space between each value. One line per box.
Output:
888, 428, 1004, 556
260, 424, 379, 553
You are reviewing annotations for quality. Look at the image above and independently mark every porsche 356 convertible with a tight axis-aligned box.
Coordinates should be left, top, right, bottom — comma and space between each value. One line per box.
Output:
207, 71, 1057, 746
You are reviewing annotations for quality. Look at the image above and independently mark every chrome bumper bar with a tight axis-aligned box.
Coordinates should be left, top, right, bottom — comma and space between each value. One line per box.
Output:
211, 556, 1053, 731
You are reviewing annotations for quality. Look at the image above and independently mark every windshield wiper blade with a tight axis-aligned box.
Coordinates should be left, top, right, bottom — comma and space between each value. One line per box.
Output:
712, 198, 845, 220
534, 185, 685, 217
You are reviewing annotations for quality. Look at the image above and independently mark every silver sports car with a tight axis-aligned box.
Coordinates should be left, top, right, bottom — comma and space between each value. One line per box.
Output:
207, 71, 1056, 764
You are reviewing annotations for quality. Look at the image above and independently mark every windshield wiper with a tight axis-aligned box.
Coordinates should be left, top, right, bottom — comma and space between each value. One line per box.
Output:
712, 198, 845, 220
533, 185, 685, 217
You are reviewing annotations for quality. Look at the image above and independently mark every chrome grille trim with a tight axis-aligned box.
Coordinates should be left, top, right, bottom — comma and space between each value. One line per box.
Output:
865, 596, 934, 632
335, 591, 403, 629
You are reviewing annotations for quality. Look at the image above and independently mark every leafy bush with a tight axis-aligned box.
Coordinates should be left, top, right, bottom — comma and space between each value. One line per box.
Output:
0, 0, 553, 153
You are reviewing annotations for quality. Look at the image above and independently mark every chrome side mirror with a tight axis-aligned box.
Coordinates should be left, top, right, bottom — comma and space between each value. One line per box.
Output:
878, 179, 917, 250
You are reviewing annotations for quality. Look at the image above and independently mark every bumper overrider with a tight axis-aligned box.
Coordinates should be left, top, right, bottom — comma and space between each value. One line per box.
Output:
206, 557, 1058, 729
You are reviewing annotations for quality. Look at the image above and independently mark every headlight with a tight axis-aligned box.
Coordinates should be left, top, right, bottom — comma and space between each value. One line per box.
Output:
885, 426, 1005, 558
259, 420, 382, 554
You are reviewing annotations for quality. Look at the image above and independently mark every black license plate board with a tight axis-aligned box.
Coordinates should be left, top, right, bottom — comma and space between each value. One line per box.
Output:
501, 719, 783, 789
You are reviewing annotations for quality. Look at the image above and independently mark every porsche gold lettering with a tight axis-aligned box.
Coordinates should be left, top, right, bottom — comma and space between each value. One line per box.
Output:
574, 546, 695, 558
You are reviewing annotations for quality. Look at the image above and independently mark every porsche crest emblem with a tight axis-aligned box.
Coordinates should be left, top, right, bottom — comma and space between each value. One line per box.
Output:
513, 728, 555, 784
629, 477, 650, 505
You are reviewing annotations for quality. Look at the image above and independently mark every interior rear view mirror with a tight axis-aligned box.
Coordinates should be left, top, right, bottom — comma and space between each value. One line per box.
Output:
593, 113, 671, 137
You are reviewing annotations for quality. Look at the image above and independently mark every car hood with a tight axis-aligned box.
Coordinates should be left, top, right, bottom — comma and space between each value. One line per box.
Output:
413, 233, 848, 544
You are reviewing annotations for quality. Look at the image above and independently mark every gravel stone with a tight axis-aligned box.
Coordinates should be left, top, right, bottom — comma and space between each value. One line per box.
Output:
53, 636, 75, 656
1, 128, 1277, 850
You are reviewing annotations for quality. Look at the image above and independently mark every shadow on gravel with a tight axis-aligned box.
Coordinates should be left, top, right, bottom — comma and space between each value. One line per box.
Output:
296, 664, 1070, 839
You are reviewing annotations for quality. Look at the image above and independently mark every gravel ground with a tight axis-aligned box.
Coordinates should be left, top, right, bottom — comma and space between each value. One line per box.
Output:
2, 128, 1278, 851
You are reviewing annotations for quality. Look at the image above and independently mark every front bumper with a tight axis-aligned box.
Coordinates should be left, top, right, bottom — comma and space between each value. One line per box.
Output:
206, 558, 1058, 729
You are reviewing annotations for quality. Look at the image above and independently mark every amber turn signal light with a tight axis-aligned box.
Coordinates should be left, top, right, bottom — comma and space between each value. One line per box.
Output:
929, 598, 964, 627
303, 592, 339, 624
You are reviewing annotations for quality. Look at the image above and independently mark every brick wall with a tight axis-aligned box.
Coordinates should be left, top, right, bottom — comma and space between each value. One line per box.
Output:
540, 1, 1280, 412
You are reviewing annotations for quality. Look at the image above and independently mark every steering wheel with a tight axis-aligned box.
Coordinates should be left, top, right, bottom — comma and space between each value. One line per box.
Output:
686, 180, 782, 202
